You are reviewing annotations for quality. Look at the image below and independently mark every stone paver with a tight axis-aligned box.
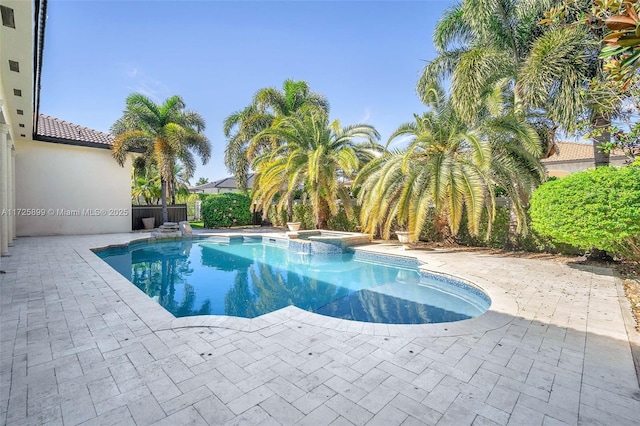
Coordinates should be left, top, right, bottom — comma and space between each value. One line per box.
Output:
1, 232, 639, 425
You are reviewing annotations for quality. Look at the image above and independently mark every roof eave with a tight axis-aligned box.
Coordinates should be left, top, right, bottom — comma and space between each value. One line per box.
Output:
33, 134, 144, 153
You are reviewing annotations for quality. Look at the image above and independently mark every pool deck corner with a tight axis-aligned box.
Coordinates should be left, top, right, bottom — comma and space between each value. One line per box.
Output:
1, 231, 639, 425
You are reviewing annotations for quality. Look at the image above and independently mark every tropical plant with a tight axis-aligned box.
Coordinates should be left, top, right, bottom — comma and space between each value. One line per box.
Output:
530, 165, 640, 257
356, 85, 543, 242
251, 106, 381, 229
420, 0, 622, 167
201, 192, 252, 228
593, 0, 640, 89
111, 94, 211, 223
418, 0, 555, 123
523, 1, 620, 167
173, 164, 193, 204
223, 79, 329, 192
356, 89, 489, 242
195, 177, 209, 186
132, 175, 161, 205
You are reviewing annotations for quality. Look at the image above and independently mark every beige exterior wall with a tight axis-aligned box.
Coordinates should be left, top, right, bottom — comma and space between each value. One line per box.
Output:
15, 139, 132, 236
194, 187, 241, 195
544, 156, 629, 178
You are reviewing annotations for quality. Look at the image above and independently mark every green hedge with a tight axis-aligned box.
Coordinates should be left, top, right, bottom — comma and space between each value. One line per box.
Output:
266, 203, 361, 232
293, 204, 315, 230
418, 206, 580, 254
328, 205, 361, 232
267, 206, 289, 227
530, 166, 640, 255
202, 193, 252, 228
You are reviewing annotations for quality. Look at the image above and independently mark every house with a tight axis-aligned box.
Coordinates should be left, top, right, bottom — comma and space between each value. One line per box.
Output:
190, 173, 255, 194
541, 141, 628, 178
0, 0, 133, 255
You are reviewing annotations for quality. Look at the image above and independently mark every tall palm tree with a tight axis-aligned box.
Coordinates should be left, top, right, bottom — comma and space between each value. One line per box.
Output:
420, 0, 622, 167
418, 0, 554, 124
251, 106, 381, 229
520, 4, 621, 167
223, 79, 329, 191
111, 94, 211, 223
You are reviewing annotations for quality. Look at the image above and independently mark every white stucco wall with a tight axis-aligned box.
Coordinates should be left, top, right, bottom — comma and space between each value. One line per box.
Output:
15, 139, 133, 236
543, 156, 629, 178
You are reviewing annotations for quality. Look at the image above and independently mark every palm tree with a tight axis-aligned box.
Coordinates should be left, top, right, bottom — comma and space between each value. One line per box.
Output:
223, 79, 329, 192
418, 0, 554, 123
420, 0, 623, 167
356, 88, 489, 242
132, 175, 161, 205
520, 4, 622, 167
111, 94, 211, 223
251, 106, 381, 229
356, 85, 543, 242
169, 163, 191, 205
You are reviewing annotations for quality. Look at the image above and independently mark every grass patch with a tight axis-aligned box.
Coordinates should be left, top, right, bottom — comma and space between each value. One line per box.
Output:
189, 221, 204, 229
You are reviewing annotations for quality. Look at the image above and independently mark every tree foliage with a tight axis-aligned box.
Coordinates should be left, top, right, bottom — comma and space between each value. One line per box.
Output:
593, 0, 640, 89
530, 166, 640, 254
251, 106, 381, 229
202, 193, 252, 228
223, 79, 329, 191
356, 84, 543, 242
111, 94, 211, 222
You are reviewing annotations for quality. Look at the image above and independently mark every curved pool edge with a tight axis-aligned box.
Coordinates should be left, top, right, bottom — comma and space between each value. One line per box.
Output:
87, 234, 519, 338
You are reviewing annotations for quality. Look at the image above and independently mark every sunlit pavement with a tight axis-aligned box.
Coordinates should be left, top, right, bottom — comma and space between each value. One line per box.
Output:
1, 231, 639, 425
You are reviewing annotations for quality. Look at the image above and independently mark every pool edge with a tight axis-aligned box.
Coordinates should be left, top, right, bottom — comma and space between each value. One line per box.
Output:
87, 234, 518, 338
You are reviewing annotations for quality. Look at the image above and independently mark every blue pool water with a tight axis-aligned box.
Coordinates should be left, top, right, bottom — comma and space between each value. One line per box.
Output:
96, 239, 490, 324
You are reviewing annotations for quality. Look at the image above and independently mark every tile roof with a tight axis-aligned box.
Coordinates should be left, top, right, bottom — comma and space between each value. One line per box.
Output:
36, 114, 114, 146
193, 174, 255, 190
541, 141, 625, 163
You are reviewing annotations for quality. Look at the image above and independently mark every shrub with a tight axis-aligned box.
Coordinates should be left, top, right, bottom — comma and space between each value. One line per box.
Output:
265, 202, 361, 231
293, 204, 315, 230
175, 193, 201, 219
266, 206, 288, 227
530, 166, 640, 255
417, 205, 581, 254
202, 193, 252, 228
328, 205, 361, 232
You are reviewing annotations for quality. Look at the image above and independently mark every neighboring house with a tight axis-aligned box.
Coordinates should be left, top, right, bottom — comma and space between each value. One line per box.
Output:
541, 141, 628, 178
0, 0, 132, 252
190, 173, 255, 194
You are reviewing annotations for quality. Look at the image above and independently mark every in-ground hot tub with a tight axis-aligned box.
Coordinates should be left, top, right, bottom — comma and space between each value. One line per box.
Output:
269, 230, 371, 254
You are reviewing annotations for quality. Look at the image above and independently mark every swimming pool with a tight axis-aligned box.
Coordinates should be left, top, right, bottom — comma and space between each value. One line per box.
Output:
96, 237, 490, 324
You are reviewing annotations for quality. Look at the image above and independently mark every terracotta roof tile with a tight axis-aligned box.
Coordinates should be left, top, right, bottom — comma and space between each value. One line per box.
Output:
541, 141, 625, 163
37, 114, 114, 146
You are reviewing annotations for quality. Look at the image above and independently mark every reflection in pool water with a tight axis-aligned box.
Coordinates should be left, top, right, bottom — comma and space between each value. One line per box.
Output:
96, 239, 490, 324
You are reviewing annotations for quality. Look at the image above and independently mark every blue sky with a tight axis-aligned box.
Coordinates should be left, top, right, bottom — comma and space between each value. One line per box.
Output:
40, 0, 453, 183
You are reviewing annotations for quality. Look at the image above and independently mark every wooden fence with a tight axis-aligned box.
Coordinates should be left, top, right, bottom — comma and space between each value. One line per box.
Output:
131, 205, 187, 230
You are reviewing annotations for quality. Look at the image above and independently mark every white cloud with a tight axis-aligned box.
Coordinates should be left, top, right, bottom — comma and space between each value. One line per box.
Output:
360, 108, 371, 123
122, 65, 168, 102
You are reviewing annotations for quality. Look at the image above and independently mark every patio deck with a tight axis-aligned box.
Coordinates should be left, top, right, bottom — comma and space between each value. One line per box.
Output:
1, 231, 639, 425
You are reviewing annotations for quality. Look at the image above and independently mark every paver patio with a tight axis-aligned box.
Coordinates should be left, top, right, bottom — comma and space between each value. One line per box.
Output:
1, 231, 639, 425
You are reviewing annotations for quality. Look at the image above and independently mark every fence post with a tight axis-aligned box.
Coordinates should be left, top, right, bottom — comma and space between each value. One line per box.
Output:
195, 200, 202, 221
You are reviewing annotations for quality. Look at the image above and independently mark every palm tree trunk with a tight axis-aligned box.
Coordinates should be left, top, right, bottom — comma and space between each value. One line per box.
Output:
507, 202, 518, 249
170, 180, 176, 205
592, 113, 611, 167
161, 179, 168, 224
434, 212, 454, 244
287, 193, 293, 222
316, 202, 330, 230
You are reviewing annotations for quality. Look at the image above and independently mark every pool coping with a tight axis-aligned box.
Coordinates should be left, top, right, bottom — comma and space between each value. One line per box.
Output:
84, 233, 519, 338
